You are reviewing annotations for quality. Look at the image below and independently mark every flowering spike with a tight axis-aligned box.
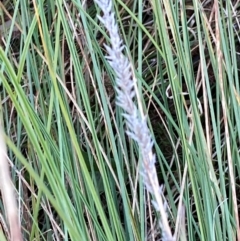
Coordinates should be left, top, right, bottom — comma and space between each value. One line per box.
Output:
94, 0, 174, 239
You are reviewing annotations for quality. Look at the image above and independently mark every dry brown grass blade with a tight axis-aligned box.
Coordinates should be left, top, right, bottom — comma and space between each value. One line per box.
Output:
0, 125, 22, 241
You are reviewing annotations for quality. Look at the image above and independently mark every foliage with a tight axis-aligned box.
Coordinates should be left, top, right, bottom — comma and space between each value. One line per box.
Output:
0, 0, 240, 240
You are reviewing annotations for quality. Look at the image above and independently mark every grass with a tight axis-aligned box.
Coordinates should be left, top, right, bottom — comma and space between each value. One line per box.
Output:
0, 0, 240, 240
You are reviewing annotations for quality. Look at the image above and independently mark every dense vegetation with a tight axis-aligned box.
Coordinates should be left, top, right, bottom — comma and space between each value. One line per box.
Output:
0, 0, 240, 240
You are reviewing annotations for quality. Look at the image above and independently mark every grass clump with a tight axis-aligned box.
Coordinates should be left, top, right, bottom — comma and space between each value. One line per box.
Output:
0, 0, 240, 241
